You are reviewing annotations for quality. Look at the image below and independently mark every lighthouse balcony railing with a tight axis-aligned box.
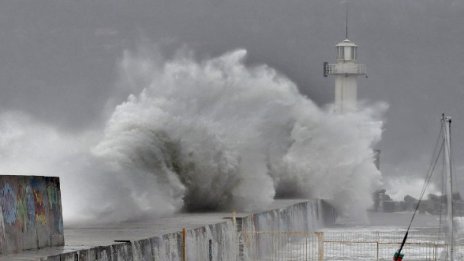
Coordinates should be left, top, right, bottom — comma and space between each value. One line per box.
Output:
325, 63, 367, 76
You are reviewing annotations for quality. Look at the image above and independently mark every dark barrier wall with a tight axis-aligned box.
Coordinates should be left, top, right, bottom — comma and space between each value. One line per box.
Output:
0, 175, 64, 254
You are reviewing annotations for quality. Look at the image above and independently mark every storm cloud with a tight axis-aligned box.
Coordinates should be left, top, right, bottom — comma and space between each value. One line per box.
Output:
0, 0, 463, 196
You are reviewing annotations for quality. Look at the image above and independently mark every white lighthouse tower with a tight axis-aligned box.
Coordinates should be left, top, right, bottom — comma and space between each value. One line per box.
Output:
324, 22, 367, 113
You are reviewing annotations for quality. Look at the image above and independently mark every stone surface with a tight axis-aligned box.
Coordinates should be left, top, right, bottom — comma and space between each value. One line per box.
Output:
0, 175, 64, 255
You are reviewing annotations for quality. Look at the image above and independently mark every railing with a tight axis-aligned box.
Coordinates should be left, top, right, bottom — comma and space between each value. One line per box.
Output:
324, 63, 367, 76
239, 230, 459, 260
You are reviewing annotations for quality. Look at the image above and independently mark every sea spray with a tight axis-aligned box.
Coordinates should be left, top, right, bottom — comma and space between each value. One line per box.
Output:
0, 112, 180, 223
384, 176, 441, 201
94, 49, 385, 220
0, 48, 385, 223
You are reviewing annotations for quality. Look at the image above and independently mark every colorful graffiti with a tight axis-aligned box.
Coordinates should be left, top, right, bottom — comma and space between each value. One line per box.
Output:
16, 185, 27, 232
1, 183, 17, 225
47, 182, 63, 234
26, 186, 35, 228
0, 175, 64, 254
33, 191, 47, 225
4, 184, 39, 233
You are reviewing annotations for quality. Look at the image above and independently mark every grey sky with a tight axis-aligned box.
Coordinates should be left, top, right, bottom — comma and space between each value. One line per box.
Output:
1, 0, 463, 178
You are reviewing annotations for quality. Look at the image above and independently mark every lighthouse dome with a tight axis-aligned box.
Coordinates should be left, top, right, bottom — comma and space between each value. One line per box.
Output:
336, 39, 357, 47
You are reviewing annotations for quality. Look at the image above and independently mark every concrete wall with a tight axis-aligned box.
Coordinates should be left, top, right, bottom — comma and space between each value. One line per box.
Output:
42, 199, 334, 261
236, 200, 334, 260
0, 175, 64, 254
238, 200, 325, 234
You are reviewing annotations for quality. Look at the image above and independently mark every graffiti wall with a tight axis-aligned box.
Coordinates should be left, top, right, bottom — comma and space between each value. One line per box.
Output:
0, 175, 64, 254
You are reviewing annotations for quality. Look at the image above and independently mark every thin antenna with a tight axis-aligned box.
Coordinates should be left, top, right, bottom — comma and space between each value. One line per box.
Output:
345, 2, 349, 39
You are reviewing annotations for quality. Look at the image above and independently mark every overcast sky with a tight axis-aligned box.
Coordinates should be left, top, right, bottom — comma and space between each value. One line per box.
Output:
1, 0, 463, 179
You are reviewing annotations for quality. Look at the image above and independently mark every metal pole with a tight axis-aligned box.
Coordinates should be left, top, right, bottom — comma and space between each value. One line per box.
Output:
306, 236, 308, 260
209, 239, 213, 261
232, 210, 236, 226
182, 227, 187, 261
442, 114, 454, 261
316, 232, 324, 261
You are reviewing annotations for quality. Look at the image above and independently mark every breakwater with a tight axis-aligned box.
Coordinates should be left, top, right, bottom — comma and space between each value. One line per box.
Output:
5, 199, 335, 260
0, 175, 63, 255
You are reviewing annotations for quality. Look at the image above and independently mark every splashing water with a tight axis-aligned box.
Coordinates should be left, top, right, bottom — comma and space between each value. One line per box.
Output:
385, 176, 441, 201
0, 49, 385, 223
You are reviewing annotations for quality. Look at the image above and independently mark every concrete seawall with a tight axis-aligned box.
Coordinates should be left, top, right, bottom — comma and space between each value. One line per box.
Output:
5, 199, 335, 260
236, 200, 334, 260
0, 175, 64, 255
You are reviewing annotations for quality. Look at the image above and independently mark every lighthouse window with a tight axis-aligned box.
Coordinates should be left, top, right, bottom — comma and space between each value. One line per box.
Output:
344, 46, 351, 60
353, 47, 357, 60
337, 47, 344, 60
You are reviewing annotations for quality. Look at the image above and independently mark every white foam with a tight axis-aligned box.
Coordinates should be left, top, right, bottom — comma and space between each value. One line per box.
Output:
0, 49, 385, 223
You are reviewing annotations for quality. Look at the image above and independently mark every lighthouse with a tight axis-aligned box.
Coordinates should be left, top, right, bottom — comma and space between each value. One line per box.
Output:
324, 33, 367, 113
